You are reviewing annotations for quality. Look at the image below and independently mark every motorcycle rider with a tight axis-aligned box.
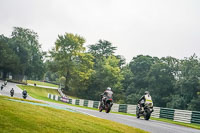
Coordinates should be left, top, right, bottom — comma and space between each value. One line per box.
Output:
22, 89, 28, 98
10, 88, 14, 97
4, 80, 7, 86
137, 91, 153, 112
1, 84, 4, 90
100, 87, 113, 107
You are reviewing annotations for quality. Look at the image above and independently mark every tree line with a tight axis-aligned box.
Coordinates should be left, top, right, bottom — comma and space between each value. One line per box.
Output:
0, 27, 45, 80
1, 27, 200, 111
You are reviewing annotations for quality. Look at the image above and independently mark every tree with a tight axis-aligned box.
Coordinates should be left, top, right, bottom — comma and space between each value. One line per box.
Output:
88, 39, 117, 59
87, 40, 123, 101
175, 55, 200, 110
0, 35, 19, 78
49, 33, 94, 94
166, 95, 186, 109
86, 56, 123, 101
129, 55, 156, 89
10, 27, 45, 80
147, 62, 176, 107
116, 55, 126, 68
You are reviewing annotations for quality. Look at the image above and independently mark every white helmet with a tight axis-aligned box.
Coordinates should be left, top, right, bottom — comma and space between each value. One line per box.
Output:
145, 91, 149, 95
107, 87, 111, 91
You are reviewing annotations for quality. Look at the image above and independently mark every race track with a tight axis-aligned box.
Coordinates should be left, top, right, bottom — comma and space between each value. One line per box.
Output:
0, 80, 199, 133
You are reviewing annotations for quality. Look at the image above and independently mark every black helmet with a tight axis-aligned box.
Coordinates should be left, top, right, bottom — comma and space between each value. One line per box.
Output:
145, 91, 149, 95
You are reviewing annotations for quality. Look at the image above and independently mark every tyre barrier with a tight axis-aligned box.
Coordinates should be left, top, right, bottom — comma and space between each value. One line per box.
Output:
151, 107, 160, 118
111, 103, 119, 112
48, 93, 200, 124
191, 111, 200, 124
160, 108, 175, 120
75, 99, 80, 105
127, 105, 137, 114
93, 101, 100, 108
174, 109, 192, 123
118, 104, 127, 113
83, 100, 89, 107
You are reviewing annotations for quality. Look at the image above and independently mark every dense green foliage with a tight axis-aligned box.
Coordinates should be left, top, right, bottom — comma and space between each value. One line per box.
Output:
123, 55, 200, 111
0, 27, 45, 80
1, 27, 200, 111
48, 33, 94, 96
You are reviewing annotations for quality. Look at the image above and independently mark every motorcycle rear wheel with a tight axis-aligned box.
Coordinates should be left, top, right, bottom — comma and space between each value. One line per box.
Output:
105, 104, 111, 113
144, 109, 151, 120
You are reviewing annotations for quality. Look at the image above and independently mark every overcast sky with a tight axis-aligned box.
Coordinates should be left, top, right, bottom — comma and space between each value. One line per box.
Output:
0, 0, 200, 63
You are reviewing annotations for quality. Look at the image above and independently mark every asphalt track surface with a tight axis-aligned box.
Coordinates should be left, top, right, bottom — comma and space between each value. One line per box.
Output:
0, 80, 200, 133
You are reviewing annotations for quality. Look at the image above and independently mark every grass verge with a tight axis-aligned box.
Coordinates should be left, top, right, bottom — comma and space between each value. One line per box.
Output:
27, 80, 59, 88
0, 95, 147, 133
17, 85, 60, 101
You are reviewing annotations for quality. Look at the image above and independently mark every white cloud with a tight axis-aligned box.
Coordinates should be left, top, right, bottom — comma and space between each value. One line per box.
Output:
0, 0, 200, 62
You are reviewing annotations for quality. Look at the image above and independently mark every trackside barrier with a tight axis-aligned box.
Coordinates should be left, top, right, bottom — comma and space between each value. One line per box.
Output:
127, 105, 137, 114
84, 100, 89, 107
61, 97, 68, 103
79, 99, 84, 106
55, 95, 58, 101
51, 94, 54, 100
118, 104, 127, 113
93, 101, 100, 108
72, 99, 76, 105
191, 111, 200, 124
75, 99, 80, 105
58, 88, 66, 97
174, 109, 192, 123
111, 103, 119, 112
48, 94, 51, 99
151, 107, 160, 118
160, 108, 175, 120
68, 99, 72, 104
88, 100, 94, 108
47, 93, 200, 124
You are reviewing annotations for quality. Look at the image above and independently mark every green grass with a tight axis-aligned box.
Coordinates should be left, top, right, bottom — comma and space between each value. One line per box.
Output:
27, 80, 59, 88
4, 96, 45, 104
17, 85, 60, 101
68, 95, 80, 99
0, 95, 147, 133
17, 85, 200, 130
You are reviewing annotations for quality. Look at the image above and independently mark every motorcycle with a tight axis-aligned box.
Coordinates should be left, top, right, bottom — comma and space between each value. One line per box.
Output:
1, 85, 3, 90
10, 90, 14, 97
99, 96, 113, 113
4, 81, 7, 86
23, 94, 27, 99
136, 100, 153, 120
